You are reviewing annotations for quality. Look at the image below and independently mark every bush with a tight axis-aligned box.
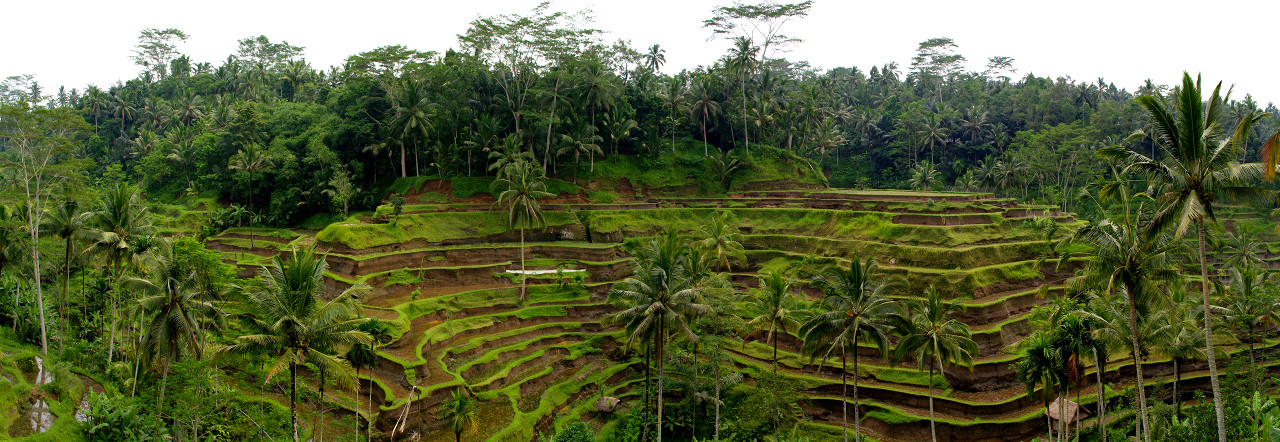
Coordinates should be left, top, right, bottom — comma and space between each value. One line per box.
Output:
554, 420, 594, 442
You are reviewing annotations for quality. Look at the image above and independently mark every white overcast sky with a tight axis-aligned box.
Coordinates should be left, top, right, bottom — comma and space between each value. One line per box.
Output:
4, 0, 1279, 105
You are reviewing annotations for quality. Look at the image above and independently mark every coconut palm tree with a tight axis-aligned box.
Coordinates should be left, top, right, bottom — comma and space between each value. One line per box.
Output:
89, 185, 154, 363
894, 287, 977, 442
689, 79, 722, 157
1059, 190, 1180, 442
910, 161, 940, 191
645, 44, 666, 72
346, 342, 378, 441
610, 230, 713, 442
440, 387, 478, 442
698, 211, 745, 272
660, 76, 690, 153
123, 239, 224, 410
227, 144, 275, 249
1157, 285, 1205, 419
916, 114, 948, 165
744, 270, 804, 372
556, 120, 604, 183
40, 198, 94, 354
218, 247, 372, 442
491, 159, 552, 303
727, 37, 759, 156
389, 77, 434, 177
1100, 73, 1276, 442
801, 256, 901, 442
1218, 265, 1278, 391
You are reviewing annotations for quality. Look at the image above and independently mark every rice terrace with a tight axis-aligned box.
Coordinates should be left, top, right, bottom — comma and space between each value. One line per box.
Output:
2, 1, 1280, 441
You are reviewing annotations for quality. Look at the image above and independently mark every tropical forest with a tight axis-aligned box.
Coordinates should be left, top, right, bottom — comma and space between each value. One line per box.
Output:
1, 1, 1280, 441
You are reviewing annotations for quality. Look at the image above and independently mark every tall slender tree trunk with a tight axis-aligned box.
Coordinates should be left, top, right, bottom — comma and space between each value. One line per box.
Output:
643, 347, 651, 442
27, 218, 48, 355
1125, 284, 1151, 442
291, 362, 299, 442
1059, 388, 1067, 442
319, 369, 326, 442
714, 351, 721, 441
853, 350, 861, 440
1197, 222, 1227, 442
60, 239, 72, 355
671, 110, 677, 154
772, 333, 778, 373
355, 366, 360, 442
108, 262, 120, 362
1095, 348, 1106, 442
928, 367, 937, 442
702, 120, 708, 157
544, 79, 560, 172
657, 327, 664, 442
1173, 358, 1180, 419
158, 358, 170, 412
399, 140, 407, 178
742, 75, 749, 157
841, 355, 848, 442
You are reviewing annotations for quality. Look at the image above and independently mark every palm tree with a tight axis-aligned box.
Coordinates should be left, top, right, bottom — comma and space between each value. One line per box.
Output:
218, 248, 372, 442
698, 211, 745, 272
1218, 227, 1264, 270
894, 287, 977, 442
556, 121, 604, 183
645, 44, 666, 72
1060, 201, 1180, 442
916, 114, 948, 165
1157, 285, 1204, 419
660, 76, 689, 153
111, 90, 137, 142
346, 342, 378, 441
610, 230, 713, 442
227, 144, 275, 249
707, 150, 744, 193
602, 108, 638, 157
1017, 331, 1065, 441
1219, 265, 1278, 391
801, 256, 901, 442
689, 79, 722, 157
389, 78, 434, 177
440, 387, 478, 442
744, 270, 804, 372
40, 198, 94, 354
910, 161, 940, 191
1052, 311, 1104, 440
1100, 73, 1275, 442
491, 160, 552, 303
123, 239, 223, 410
727, 37, 759, 156
90, 185, 154, 363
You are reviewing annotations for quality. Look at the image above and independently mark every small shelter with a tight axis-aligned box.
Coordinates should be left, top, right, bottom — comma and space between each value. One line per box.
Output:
1045, 396, 1090, 436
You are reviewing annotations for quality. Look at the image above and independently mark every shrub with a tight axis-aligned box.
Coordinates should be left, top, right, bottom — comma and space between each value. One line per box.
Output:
554, 421, 595, 442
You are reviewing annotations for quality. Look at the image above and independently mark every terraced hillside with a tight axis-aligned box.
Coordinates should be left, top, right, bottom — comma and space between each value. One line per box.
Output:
201, 185, 1280, 441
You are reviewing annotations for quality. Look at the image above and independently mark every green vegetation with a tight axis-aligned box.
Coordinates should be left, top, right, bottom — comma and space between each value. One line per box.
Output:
1, 2, 1279, 441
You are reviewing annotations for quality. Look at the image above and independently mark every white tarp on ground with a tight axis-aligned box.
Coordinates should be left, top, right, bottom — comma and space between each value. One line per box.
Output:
505, 269, 586, 275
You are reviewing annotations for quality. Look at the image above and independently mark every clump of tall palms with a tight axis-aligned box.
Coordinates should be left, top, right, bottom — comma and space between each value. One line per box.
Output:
894, 287, 977, 442
124, 239, 224, 410
800, 256, 901, 442
218, 247, 372, 442
1101, 72, 1277, 442
88, 185, 155, 363
610, 230, 713, 442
